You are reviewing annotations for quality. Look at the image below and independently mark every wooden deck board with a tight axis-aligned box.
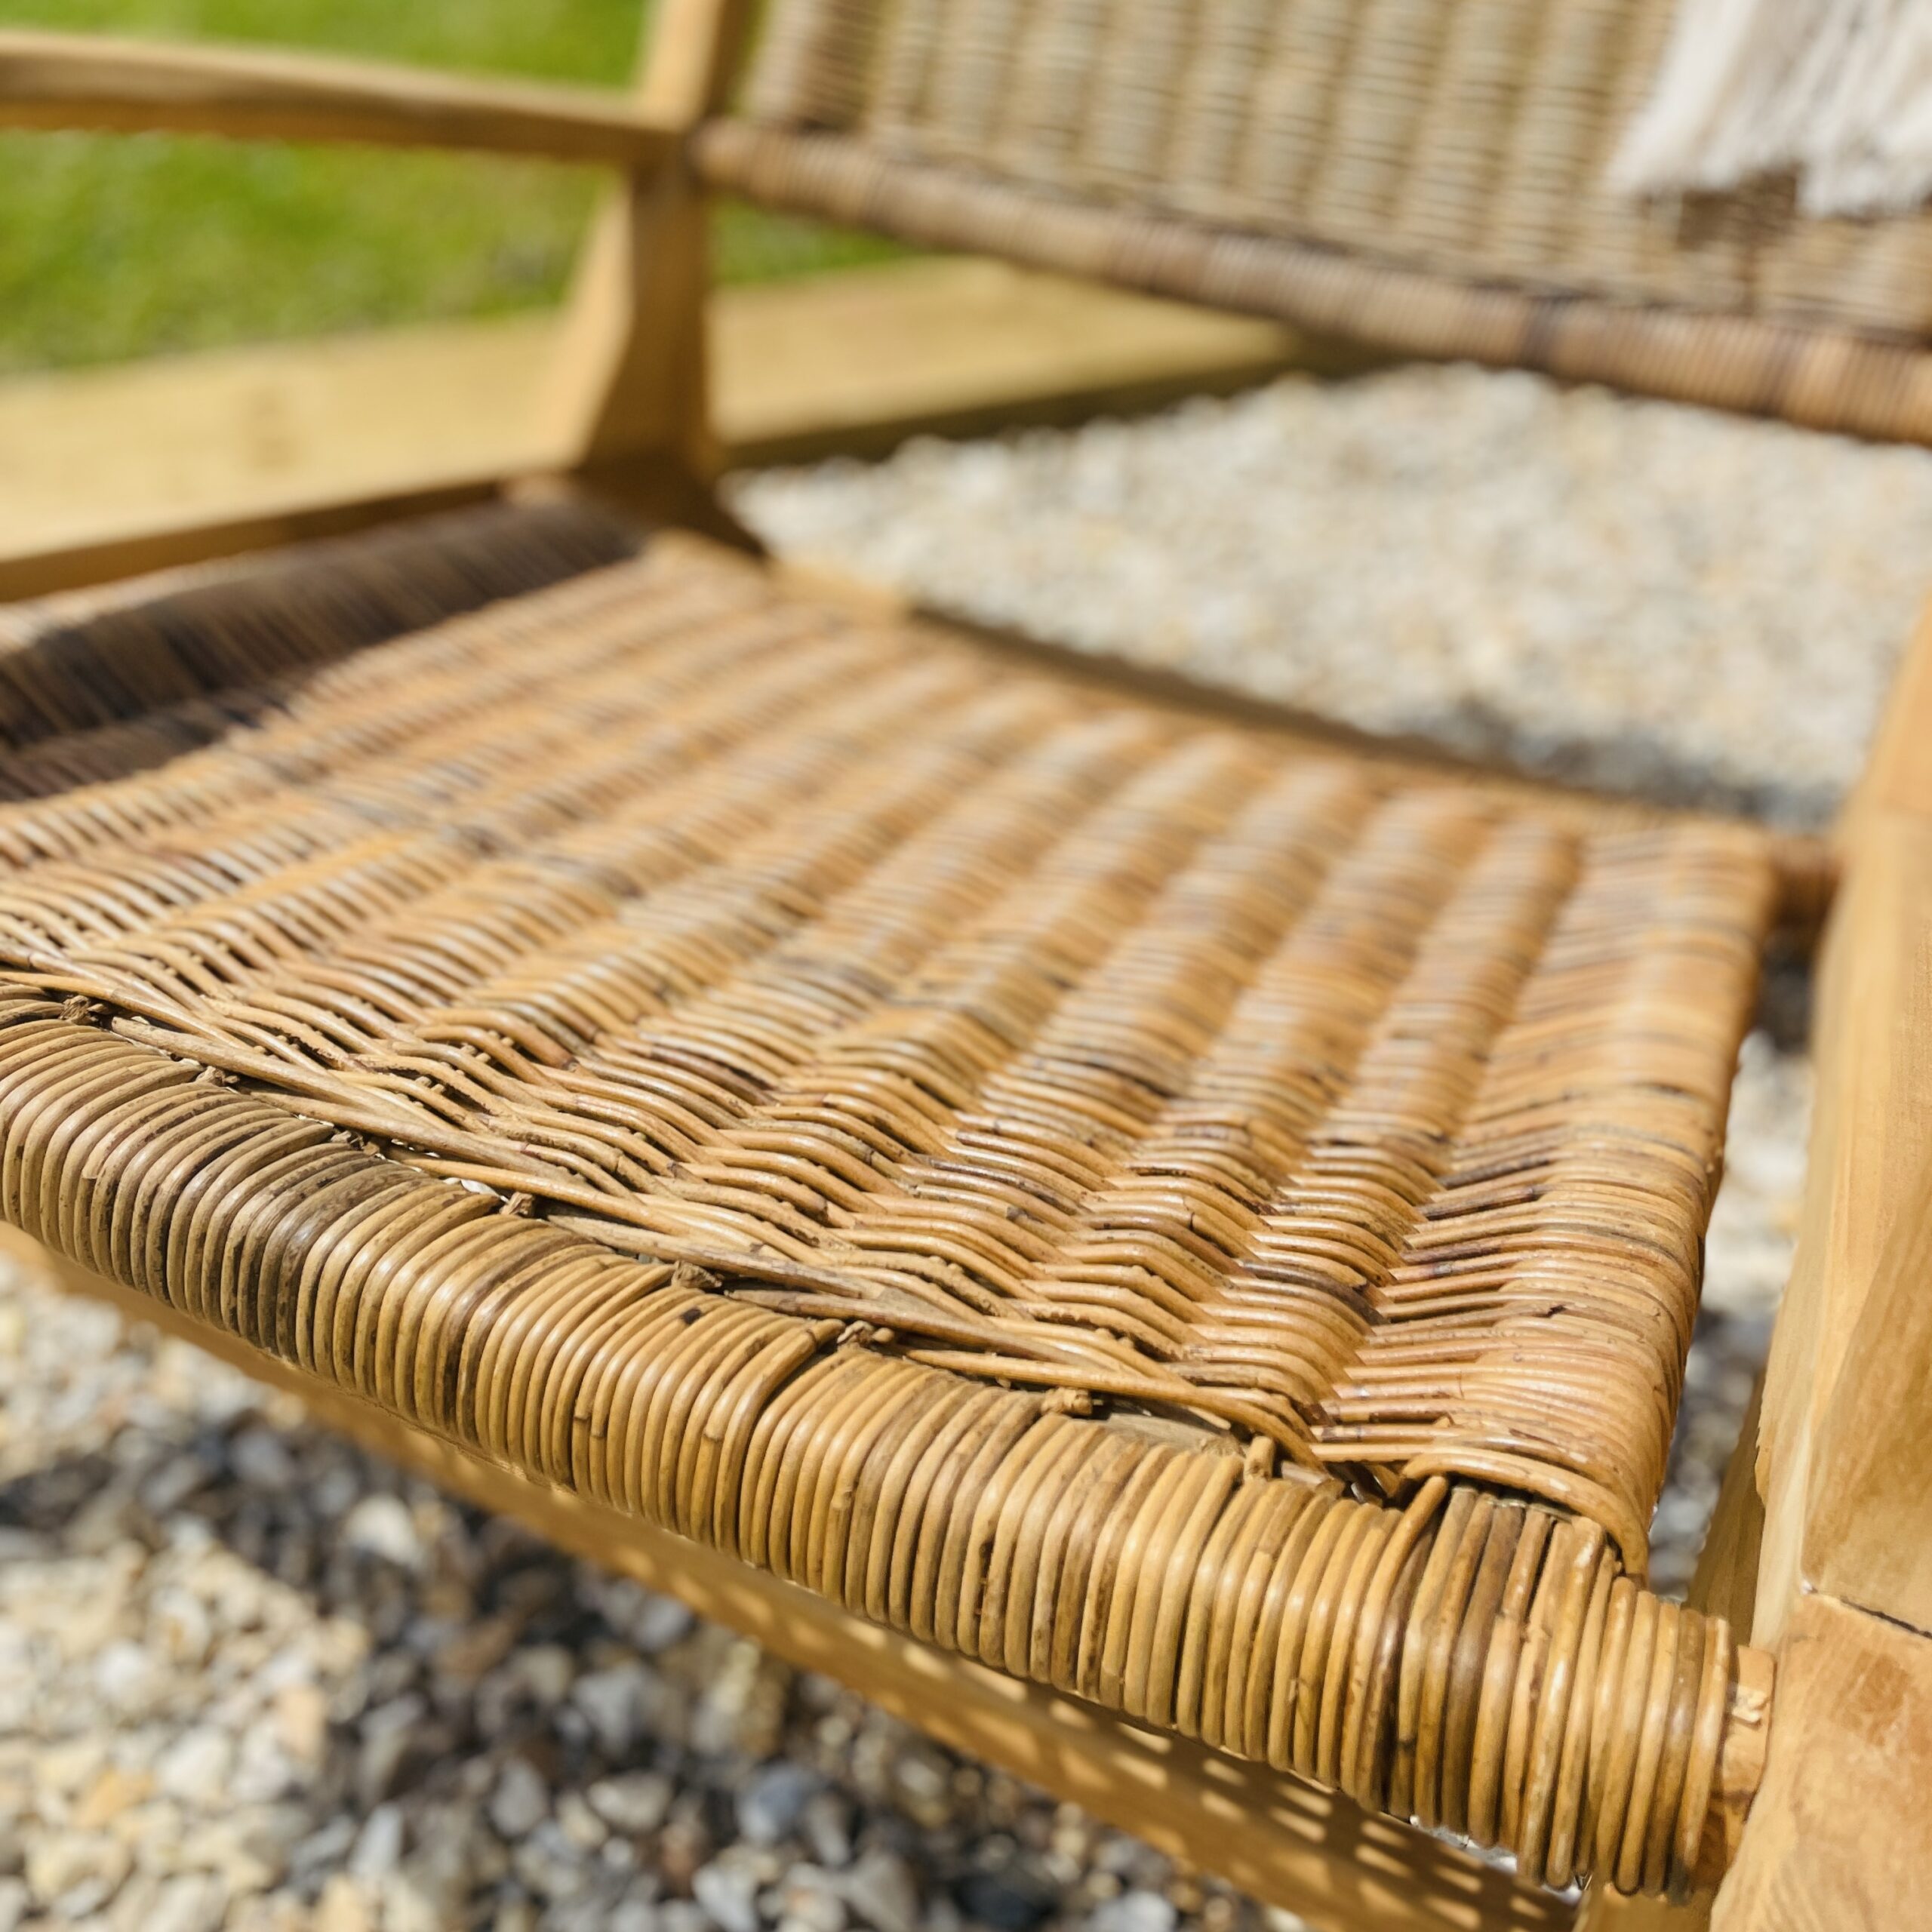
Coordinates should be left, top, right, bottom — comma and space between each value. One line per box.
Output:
0, 257, 1319, 598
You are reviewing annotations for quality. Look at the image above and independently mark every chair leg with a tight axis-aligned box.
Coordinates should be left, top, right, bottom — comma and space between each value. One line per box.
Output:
1706, 1595, 1932, 1930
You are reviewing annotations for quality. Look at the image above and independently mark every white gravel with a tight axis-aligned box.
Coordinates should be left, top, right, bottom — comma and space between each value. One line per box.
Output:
0, 361, 1867, 1925
731, 364, 1932, 829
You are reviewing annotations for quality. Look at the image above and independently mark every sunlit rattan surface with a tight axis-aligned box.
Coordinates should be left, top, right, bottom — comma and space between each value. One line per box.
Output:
0, 508, 1776, 1896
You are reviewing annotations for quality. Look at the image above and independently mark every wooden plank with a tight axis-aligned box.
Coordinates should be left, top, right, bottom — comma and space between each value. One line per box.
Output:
1751, 593, 1932, 1635
1798, 1061, 1932, 1630
1707, 1595, 1932, 1932
0, 315, 552, 598
1679, 1376, 1767, 1648
29, 1240, 1571, 1932
0, 267, 1309, 598
1840, 597, 1932, 832
715, 256, 1320, 464
1755, 591, 1932, 1639
0, 28, 675, 166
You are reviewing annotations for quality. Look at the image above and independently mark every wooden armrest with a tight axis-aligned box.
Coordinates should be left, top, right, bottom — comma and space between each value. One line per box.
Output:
0, 28, 679, 168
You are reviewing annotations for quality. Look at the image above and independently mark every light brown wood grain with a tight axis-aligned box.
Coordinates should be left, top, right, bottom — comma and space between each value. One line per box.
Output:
542, 0, 752, 480
29, 1240, 1572, 1932
1841, 598, 1932, 832
1799, 1075, 1932, 1629
1752, 805, 1932, 1645
714, 256, 1316, 463
0, 268, 1306, 598
1709, 1595, 1932, 1932
0, 28, 675, 165
1684, 1379, 1767, 1650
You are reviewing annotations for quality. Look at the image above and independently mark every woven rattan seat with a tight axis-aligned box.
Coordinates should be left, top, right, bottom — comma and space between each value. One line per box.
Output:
0, 503, 1786, 1897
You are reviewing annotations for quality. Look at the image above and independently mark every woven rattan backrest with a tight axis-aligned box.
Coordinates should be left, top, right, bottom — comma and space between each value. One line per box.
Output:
734, 0, 1932, 345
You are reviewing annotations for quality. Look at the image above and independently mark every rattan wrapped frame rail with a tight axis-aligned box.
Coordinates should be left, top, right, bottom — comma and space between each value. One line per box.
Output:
5, 2, 1932, 1927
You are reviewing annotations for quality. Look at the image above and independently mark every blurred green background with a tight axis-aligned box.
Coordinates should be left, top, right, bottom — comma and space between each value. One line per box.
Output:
0, 0, 903, 376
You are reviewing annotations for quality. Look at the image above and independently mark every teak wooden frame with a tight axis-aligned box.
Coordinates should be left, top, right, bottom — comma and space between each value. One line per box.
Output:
0, 5, 1927, 1930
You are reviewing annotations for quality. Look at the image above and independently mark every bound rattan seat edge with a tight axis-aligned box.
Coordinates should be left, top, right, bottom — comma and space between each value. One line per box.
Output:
0, 993, 1763, 1901
29, 1239, 1585, 1932
694, 121, 1932, 451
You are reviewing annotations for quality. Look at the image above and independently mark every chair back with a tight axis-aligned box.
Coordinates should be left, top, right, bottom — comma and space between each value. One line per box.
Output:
697, 0, 1932, 437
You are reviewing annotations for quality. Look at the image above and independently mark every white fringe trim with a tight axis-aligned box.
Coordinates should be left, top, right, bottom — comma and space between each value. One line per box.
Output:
1611, 0, 1932, 217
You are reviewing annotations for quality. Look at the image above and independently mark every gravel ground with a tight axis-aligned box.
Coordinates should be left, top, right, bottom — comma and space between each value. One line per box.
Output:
0, 361, 1866, 1929
0, 1269, 1271, 1932
732, 364, 1932, 829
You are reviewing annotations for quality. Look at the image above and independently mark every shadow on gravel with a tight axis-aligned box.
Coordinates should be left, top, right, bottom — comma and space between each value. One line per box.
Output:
0, 1327, 1257, 1932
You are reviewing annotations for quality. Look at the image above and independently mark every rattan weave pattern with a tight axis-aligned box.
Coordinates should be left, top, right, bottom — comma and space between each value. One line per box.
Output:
742, 0, 1932, 332
0, 516, 1775, 1892
709, 0, 1932, 438
0, 524, 1772, 1549
0, 498, 639, 801
0, 995, 1736, 1891
697, 120, 1932, 446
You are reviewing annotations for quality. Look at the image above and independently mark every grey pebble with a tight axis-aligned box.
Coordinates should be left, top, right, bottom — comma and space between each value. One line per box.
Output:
952, 1866, 1060, 1932
740, 1761, 826, 1847
841, 1848, 923, 1932
1091, 1893, 1180, 1932
572, 1660, 663, 1756
347, 1802, 405, 1881
143, 1872, 229, 1932
490, 1758, 551, 1841
780, 1864, 849, 1932
803, 1789, 857, 1869
590, 1770, 676, 1836
694, 1854, 766, 1932
341, 1494, 422, 1570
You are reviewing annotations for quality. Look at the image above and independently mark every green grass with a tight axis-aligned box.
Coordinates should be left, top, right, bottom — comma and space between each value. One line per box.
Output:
0, 0, 906, 374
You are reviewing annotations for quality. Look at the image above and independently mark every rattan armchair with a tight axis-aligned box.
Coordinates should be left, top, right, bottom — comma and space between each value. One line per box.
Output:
0, 6, 1927, 1930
